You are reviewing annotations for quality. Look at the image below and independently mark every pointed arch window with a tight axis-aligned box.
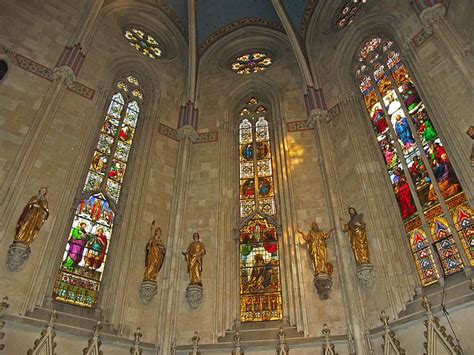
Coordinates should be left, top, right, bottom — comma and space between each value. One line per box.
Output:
355, 36, 473, 286
52, 76, 143, 308
238, 98, 282, 322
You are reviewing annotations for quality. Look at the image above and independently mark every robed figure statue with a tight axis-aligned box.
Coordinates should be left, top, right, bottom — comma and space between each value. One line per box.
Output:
298, 222, 334, 276
143, 221, 166, 282
183, 232, 206, 286
343, 206, 370, 265
15, 187, 49, 246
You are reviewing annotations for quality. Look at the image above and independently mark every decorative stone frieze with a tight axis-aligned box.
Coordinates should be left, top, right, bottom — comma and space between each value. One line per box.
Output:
338, 93, 358, 105
139, 280, 158, 305
6, 241, 31, 272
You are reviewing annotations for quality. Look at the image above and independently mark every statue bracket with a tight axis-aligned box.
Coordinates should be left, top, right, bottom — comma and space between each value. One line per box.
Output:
186, 284, 203, 309
313, 273, 333, 300
6, 241, 31, 272
139, 280, 158, 305
356, 263, 375, 288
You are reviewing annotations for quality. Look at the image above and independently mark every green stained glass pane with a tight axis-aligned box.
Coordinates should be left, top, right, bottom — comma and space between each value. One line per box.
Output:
106, 179, 121, 203
96, 134, 114, 155
83, 171, 102, 191
124, 106, 139, 128
114, 141, 131, 162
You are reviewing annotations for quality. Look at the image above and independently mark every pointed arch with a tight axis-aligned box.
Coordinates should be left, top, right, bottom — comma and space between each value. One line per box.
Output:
52, 75, 144, 308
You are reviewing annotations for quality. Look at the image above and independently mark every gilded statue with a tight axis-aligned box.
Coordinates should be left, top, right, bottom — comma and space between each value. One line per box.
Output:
298, 222, 334, 275
183, 232, 206, 286
143, 221, 166, 282
14, 187, 49, 246
342, 206, 370, 265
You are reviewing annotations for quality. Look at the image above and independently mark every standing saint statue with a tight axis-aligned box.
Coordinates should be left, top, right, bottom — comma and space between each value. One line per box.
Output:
298, 222, 334, 275
14, 187, 49, 246
183, 232, 206, 286
342, 206, 370, 265
143, 221, 166, 282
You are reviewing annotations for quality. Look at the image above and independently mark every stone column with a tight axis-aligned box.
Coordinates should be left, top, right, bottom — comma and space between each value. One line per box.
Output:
306, 108, 367, 354
337, 91, 419, 298
0, 0, 104, 237
156, 125, 197, 355
418, 3, 473, 88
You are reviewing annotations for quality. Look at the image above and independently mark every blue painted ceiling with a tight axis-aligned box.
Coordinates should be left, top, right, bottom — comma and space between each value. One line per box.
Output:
164, 0, 311, 44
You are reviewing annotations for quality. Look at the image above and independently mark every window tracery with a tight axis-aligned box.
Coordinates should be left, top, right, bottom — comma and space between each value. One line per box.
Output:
356, 36, 473, 286
124, 28, 162, 59
238, 98, 282, 322
231, 52, 272, 75
335, 1, 363, 31
52, 76, 143, 308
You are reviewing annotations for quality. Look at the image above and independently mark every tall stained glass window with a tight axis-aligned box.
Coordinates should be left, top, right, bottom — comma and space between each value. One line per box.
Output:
52, 76, 143, 308
238, 98, 282, 322
356, 36, 473, 286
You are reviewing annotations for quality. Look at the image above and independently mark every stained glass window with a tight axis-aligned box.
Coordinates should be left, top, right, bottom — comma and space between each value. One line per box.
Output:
238, 98, 282, 322
356, 36, 472, 286
124, 28, 162, 59
53, 76, 143, 308
335, 1, 363, 30
231, 52, 272, 75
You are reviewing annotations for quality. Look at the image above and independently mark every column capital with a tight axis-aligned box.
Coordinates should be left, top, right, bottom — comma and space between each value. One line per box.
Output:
307, 108, 329, 127
338, 92, 359, 105
177, 125, 199, 142
419, 3, 446, 34
52, 65, 76, 87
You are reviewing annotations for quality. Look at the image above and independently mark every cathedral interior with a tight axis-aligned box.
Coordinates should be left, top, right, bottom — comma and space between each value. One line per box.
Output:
0, 0, 473, 354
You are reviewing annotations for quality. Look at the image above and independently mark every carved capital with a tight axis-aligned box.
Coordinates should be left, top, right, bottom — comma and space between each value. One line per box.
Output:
0, 44, 17, 62
307, 108, 329, 127
52, 65, 76, 87
177, 125, 199, 142
419, 3, 446, 34
338, 92, 359, 105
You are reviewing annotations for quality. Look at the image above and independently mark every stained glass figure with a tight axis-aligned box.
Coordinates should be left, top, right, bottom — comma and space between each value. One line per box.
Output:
240, 216, 282, 322
231, 52, 272, 75
356, 36, 470, 285
53, 77, 143, 308
238, 98, 281, 322
335, 1, 363, 30
124, 28, 162, 59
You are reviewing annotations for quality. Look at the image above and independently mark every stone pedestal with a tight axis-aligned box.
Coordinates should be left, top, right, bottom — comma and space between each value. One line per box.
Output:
185, 284, 203, 309
139, 280, 158, 305
356, 264, 375, 288
6, 241, 31, 272
313, 273, 332, 300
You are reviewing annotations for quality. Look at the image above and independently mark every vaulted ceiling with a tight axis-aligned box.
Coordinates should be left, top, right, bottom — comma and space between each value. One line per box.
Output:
164, 0, 314, 45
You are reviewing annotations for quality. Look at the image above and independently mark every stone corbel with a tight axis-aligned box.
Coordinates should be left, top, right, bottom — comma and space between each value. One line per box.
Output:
0, 44, 16, 62
176, 125, 199, 142
419, 3, 446, 35
52, 65, 76, 88
307, 108, 329, 128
